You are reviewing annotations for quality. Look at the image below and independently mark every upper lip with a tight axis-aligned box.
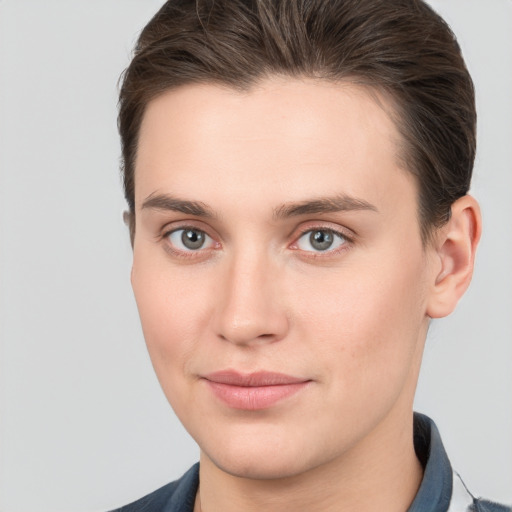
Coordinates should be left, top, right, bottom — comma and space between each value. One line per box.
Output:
203, 370, 309, 387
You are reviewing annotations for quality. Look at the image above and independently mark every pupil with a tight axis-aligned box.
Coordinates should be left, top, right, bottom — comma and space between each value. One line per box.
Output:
182, 229, 205, 250
310, 230, 333, 251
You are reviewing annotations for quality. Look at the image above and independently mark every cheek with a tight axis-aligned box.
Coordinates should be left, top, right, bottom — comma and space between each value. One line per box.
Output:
293, 254, 428, 387
131, 252, 214, 375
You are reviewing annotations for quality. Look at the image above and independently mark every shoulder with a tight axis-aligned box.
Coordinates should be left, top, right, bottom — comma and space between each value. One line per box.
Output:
108, 463, 199, 512
108, 480, 179, 512
468, 500, 511, 512
449, 464, 511, 512
412, 414, 511, 512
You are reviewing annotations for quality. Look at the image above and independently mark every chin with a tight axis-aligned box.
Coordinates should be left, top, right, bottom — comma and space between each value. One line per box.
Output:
198, 426, 332, 481
208, 450, 312, 481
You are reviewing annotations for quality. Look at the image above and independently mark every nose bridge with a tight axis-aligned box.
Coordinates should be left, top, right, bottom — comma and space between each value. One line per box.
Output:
214, 244, 287, 346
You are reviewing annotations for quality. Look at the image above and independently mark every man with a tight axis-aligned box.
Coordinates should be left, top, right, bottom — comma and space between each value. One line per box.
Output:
112, 0, 510, 510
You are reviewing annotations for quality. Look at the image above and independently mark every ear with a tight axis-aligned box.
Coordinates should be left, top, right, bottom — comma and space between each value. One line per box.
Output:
123, 210, 135, 248
426, 195, 482, 319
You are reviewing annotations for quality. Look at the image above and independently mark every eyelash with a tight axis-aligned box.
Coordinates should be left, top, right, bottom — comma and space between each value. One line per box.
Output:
290, 226, 353, 259
161, 225, 218, 260
160, 224, 354, 260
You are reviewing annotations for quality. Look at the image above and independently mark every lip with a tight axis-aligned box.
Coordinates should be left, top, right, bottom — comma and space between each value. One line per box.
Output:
202, 370, 311, 410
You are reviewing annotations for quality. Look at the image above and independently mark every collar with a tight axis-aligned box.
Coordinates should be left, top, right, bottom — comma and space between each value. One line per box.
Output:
407, 412, 453, 512
166, 462, 199, 512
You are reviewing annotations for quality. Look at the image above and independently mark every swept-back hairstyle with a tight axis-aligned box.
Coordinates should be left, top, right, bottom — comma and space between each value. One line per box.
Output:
119, 0, 476, 242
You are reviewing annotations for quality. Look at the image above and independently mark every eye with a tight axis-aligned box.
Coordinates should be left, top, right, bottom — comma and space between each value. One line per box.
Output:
295, 229, 347, 253
166, 228, 215, 252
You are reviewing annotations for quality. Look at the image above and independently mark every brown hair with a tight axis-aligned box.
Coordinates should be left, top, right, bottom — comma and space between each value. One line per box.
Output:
118, 0, 476, 243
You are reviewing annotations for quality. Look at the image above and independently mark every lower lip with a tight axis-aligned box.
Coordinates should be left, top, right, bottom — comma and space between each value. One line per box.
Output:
205, 380, 310, 410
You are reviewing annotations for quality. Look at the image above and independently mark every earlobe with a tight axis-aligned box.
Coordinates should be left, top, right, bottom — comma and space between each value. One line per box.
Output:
426, 195, 482, 319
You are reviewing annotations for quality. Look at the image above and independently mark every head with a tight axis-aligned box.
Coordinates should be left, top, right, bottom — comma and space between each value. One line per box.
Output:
118, 0, 481, 480
119, 0, 476, 245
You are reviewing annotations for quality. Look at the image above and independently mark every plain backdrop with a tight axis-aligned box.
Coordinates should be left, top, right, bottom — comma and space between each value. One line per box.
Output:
0, 1, 511, 511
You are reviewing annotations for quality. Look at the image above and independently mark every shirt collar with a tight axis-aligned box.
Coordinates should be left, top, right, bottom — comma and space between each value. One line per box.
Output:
166, 462, 199, 512
408, 412, 453, 512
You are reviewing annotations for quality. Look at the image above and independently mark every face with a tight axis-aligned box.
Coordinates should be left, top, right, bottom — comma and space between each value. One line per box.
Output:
131, 78, 436, 479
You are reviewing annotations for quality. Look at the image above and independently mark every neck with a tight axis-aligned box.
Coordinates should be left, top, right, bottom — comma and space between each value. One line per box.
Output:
195, 409, 423, 512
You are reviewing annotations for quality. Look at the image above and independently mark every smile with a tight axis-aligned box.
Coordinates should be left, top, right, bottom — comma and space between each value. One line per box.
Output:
202, 371, 311, 410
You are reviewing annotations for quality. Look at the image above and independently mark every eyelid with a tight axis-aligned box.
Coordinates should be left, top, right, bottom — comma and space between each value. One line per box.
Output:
159, 219, 218, 241
290, 220, 355, 241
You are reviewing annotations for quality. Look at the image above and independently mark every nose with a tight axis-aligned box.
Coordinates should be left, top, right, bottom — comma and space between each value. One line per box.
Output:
213, 251, 289, 347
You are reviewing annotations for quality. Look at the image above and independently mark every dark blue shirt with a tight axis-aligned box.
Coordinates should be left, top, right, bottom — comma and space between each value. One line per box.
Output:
110, 414, 510, 512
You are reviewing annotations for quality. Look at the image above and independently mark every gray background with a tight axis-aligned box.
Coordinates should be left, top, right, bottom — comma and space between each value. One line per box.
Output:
0, 1, 510, 511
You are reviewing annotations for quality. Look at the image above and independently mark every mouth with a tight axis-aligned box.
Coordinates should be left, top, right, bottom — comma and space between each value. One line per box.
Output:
201, 370, 311, 410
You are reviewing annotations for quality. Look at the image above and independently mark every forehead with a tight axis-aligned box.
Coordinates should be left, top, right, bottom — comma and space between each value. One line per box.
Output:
135, 78, 415, 219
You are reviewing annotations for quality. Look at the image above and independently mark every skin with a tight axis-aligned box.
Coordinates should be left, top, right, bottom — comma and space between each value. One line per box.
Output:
131, 78, 481, 512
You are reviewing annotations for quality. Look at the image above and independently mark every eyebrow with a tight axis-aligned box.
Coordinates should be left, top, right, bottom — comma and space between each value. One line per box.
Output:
273, 194, 378, 220
141, 193, 216, 218
141, 192, 378, 220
